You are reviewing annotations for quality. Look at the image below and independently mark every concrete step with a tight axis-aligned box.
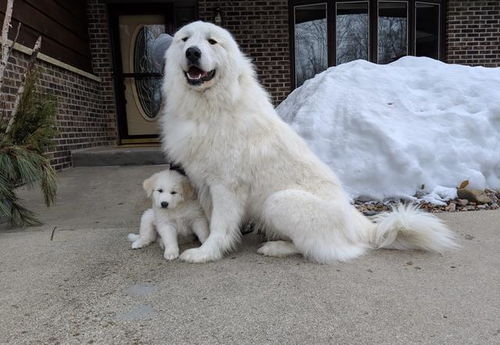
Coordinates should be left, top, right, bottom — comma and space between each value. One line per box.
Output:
72, 146, 167, 167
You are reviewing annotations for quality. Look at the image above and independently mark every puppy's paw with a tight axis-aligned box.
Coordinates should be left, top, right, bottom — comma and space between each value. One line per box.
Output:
180, 247, 221, 263
131, 239, 149, 249
127, 233, 140, 242
163, 248, 179, 261
257, 241, 299, 257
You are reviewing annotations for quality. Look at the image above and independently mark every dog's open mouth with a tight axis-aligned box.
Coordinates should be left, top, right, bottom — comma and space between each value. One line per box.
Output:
184, 66, 216, 85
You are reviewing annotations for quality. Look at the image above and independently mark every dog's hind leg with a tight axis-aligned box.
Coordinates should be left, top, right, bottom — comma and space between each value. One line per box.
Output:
129, 208, 157, 249
192, 218, 209, 243
257, 240, 300, 257
261, 190, 369, 263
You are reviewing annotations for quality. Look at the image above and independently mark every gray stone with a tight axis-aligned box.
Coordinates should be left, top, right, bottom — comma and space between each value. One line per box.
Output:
457, 188, 492, 204
72, 146, 167, 167
445, 202, 457, 212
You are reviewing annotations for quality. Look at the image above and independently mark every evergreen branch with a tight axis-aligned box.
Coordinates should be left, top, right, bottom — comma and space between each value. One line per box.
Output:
9, 201, 42, 227
39, 159, 56, 206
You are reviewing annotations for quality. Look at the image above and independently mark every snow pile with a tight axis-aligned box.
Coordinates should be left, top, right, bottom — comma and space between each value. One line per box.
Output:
277, 57, 500, 204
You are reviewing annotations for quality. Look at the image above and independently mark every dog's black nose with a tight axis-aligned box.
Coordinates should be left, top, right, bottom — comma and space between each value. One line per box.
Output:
161, 201, 169, 208
186, 46, 201, 63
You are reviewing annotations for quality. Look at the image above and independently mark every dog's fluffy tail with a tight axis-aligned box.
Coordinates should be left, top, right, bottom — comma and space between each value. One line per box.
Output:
368, 204, 458, 252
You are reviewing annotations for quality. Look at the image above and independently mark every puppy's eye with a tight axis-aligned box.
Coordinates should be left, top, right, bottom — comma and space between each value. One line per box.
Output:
157, 189, 163, 193
208, 38, 217, 45
171, 191, 177, 195
182, 37, 189, 42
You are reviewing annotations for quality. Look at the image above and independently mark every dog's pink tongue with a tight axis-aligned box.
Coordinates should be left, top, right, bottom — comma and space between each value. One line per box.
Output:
188, 66, 207, 79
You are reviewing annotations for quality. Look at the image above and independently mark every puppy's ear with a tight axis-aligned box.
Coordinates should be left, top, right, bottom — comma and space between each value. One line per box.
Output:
143, 175, 157, 198
181, 179, 195, 200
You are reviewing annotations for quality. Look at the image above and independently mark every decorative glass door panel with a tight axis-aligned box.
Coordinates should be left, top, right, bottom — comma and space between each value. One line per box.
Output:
119, 15, 164, 137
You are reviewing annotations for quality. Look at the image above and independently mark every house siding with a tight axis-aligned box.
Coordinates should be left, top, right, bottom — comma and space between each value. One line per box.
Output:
0, 0, 93, 72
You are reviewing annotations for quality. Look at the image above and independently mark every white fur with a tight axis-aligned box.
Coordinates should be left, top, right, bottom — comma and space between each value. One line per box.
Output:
127, 170, 209, 261
161, 21, 458, 263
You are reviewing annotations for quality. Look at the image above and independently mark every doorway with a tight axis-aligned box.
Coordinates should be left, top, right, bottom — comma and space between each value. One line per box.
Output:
109, 4, 174, 144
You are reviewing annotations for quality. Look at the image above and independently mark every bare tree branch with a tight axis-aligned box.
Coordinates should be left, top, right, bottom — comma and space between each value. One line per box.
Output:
5, 36, 42, 134
6, 21, 21, 60
0, 0, 14, 87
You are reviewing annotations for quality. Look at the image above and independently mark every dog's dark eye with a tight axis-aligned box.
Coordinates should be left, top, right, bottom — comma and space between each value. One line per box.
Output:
171, 191, 177, 195
182, 37, 189, 42
157, 189, 163, 193
208, 38, 217, 45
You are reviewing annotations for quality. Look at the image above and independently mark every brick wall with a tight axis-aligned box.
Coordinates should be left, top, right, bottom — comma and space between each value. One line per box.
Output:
447, 0, 500, 67
0, 0, 117, 170
87, 0, 118, 135
1, 51, 116, 170
198, 0, 291, 105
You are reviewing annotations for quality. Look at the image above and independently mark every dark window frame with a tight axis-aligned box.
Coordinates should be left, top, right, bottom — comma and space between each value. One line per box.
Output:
289, 0, 446, 89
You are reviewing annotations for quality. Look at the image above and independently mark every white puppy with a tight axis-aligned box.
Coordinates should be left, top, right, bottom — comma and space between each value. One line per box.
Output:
127, 169, 209, 260
160, 21, 457, 263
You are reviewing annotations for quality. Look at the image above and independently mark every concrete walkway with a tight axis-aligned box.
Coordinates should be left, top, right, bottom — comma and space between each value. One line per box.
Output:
1, 166, 499, 345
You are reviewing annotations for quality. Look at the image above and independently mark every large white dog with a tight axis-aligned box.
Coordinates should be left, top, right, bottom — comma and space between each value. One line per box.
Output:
161, 21, 457, 263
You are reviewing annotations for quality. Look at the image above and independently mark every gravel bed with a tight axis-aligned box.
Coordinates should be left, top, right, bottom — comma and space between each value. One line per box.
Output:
354, 190, 500, 216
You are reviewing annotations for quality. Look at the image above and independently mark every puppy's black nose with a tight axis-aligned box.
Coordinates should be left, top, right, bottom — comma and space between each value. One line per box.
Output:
161, 201, 169, 208
186, 46, 201, 63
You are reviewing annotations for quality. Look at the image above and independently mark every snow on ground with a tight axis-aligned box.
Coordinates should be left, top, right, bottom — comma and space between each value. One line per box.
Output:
277, 57, 500, 204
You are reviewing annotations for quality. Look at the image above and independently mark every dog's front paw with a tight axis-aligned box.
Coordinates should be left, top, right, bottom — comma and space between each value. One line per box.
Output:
131, 237, 153, 249
131, 240, 147, 249
180, 247, 221, 263
163, 248, 179, 261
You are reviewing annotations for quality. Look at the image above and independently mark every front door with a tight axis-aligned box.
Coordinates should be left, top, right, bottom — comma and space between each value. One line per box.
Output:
109, 4, 174, 144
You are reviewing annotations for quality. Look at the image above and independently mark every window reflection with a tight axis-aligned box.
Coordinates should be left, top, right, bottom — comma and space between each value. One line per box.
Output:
378, 2, 408, 63
294, 4, 328, 87
336, 2, 369, 65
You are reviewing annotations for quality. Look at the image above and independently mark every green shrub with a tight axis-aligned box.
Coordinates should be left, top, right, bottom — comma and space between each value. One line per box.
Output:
0, 70, 57, 227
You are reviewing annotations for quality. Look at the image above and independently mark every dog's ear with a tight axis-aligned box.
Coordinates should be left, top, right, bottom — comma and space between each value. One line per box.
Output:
152, 33, 172, 70
143, 174, 157, 198
181, 179, 195, 200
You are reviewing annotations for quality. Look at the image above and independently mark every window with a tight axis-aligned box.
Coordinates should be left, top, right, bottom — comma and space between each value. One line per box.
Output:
290, 0, 444, 87
378, 2, 408, 64
294, 4, 328, 87
336, 2, 369, 65
416, 2, 440, 59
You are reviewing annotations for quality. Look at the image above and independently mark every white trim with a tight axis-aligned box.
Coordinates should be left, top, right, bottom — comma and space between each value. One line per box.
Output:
3, 39, 101, 82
